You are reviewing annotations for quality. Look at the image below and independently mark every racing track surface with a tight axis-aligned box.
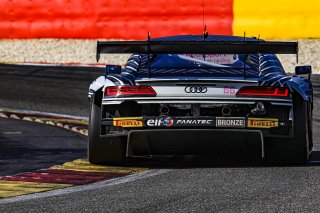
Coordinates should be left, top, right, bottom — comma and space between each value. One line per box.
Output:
1, 64, 320, 212
0, 118, 86, 176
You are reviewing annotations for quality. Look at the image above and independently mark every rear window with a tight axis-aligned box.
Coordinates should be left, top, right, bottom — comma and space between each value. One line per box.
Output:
146, 54, 259, 70
128, 53, 284, 78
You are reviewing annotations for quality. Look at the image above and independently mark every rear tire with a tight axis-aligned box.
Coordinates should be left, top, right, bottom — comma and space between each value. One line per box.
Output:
88, 90, 126, 164
290, 94, 310, 164
268, 94, 310, 165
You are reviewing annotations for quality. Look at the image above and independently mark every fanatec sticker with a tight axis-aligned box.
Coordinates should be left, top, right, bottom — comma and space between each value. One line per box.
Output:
176, 119, 213, 125
113, 117, 143, 127
216, 117, 245, 128
247, 118, 279, 128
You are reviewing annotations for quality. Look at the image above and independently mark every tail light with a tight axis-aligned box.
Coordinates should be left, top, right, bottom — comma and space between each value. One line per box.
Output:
105, 86, 157, 97
236, 86, 289, 97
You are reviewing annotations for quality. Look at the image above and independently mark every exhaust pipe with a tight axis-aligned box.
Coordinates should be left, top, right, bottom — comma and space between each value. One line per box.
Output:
251, 102, 266, 115
160, 105, 169, 115
222, 106, 231, 116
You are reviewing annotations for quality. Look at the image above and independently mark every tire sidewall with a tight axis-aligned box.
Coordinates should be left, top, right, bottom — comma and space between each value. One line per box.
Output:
292, 94, 310, 163
88, 90, 102, 162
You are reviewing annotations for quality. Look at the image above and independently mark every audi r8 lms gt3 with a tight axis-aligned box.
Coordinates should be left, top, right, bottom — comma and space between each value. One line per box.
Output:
88, 35, 313, 165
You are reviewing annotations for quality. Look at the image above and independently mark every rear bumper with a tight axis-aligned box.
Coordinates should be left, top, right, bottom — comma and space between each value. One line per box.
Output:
125, 129, 265, 158
100, 126, 293, 158
101, 116, 293, 139
99, 109, 293, 158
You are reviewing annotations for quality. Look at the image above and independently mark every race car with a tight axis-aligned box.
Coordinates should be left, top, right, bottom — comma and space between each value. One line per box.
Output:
88, 34, 313, 165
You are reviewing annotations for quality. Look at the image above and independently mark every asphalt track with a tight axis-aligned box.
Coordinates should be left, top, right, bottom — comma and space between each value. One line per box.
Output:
0, 118, 86, 176
0, 64, 103, 117
1, 64, 320, 212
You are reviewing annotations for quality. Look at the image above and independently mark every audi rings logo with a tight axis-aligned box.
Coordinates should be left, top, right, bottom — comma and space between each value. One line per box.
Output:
184, 86, 208, 93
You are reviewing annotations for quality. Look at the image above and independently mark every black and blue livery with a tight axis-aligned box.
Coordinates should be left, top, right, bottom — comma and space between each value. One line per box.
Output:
88, 34, 313, 165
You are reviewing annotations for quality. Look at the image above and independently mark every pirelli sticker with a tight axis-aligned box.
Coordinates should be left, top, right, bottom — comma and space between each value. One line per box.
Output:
247, 118, 278, 128
113, 117, 143, 127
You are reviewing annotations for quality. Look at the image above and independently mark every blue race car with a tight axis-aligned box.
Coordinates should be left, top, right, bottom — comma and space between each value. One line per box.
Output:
88, 34, 313, 165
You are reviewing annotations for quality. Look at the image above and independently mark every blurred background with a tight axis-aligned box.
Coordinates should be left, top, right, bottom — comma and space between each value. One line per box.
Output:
0, 0, 319, 72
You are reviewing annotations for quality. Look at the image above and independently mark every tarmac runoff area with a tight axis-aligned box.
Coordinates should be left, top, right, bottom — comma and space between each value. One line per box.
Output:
1, 65, 320, 211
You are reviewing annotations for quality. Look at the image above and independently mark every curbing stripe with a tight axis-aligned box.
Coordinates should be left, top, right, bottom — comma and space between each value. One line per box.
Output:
0, 110, 88, 136
0, 169, 170, 203
0, 109, 149, 199
50, 159, 148, 174
0, 181, 71, 198
0, 108, 88, 120
0, 169, 127, 185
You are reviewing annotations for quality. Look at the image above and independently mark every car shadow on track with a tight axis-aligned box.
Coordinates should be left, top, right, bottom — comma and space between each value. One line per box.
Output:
122, 150, 320, 168
309, 151, 320, 166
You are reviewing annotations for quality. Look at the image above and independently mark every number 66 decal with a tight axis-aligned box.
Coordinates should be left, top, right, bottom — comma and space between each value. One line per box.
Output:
224, 86, 235, 94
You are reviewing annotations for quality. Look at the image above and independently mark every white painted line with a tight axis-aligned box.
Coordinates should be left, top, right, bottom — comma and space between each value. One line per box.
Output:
2, 131, 22, 135
0, 169, 170, 204
0, 108, 88, 121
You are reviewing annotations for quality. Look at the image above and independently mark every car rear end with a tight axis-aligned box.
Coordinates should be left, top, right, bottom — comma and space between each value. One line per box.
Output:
88, 36, 300, 164
100, 79, 293, 158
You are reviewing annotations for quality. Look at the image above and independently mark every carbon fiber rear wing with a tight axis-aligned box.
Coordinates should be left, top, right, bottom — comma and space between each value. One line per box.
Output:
96, 40, 298, 62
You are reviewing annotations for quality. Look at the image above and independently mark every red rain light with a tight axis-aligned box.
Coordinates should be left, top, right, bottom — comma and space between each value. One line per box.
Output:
105, 86, 156, 97
236, 87, 289, 97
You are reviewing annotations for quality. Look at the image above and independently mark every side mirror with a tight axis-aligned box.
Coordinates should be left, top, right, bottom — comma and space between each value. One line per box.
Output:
295, 65, 312, 75
105, 65, 122, 75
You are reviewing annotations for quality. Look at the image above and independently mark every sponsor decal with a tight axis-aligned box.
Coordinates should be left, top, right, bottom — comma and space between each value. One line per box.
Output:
176, 119, 213, 125
147, 117, 174, 127
163, 117, 174, 127
180, 54, 238, 64
216, 117, 245, 128
248, 118, 279, 128
146, 118, 213, 127
113, 117, 143, 127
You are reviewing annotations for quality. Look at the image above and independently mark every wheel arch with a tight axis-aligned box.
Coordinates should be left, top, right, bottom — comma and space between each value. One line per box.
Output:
284, 76, 312, 101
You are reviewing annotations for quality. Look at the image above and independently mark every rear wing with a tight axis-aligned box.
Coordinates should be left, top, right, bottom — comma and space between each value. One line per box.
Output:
96, 40, 298, 62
